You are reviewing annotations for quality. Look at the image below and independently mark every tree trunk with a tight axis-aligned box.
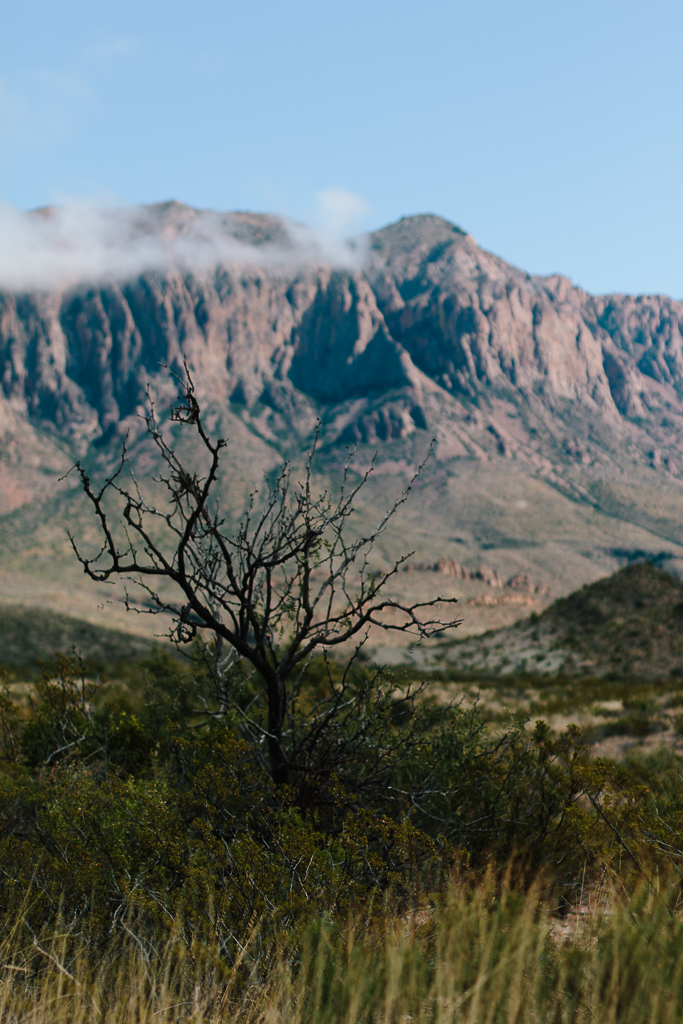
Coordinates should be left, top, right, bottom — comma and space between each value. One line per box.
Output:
265, 670, 289, 786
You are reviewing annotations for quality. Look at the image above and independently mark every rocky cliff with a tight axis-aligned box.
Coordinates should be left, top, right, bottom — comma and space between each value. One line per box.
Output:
2, 203, 683, 462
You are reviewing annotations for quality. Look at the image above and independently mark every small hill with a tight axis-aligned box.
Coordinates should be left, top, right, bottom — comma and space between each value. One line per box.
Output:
0, 606, 165, 672
442, 562, 683, 680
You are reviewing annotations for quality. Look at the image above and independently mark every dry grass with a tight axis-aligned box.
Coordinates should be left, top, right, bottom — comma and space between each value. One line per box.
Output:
0, 876, 682, 1023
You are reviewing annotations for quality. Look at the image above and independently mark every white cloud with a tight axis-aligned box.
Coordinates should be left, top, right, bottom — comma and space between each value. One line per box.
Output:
0, 202, 159, 290
314, 188, 372, 239
0, 196, 372, 292
286, 188, 372, 271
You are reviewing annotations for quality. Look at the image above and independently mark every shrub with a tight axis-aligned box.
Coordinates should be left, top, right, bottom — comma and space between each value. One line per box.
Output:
0, 653, 594, 950
602, 696, 661, 738
8, 652, 683, 956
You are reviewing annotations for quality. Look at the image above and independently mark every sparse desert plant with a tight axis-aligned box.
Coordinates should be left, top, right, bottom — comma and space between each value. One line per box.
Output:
603, 697, 661, 739
4, 655, 683, 1014
0, 652, 599, 949
603, 712, 657, 738
70, 368, 462, 788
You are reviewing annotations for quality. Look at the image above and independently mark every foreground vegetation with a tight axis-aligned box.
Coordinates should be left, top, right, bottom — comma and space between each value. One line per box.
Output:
0, 878, 682, 1022
0, 646, 683, 1018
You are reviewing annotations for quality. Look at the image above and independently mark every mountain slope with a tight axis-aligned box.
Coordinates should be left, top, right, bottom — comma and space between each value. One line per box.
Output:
0, 605, 164, 671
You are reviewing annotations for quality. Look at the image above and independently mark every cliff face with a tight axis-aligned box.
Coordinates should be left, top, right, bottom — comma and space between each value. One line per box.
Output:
2, 205, 683, 468
0, 256, 415, 445
369, 215, 683, 425
369, 217, 609, 406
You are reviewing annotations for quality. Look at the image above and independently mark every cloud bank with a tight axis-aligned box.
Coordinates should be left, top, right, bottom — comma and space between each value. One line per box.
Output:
0, 192, 370, 292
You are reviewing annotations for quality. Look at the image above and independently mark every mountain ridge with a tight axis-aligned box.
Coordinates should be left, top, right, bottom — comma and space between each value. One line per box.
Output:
5, 206, 683, 451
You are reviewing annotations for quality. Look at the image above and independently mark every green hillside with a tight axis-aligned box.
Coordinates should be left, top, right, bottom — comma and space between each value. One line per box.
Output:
0, 605, 165, 671
443, 562, 683, 680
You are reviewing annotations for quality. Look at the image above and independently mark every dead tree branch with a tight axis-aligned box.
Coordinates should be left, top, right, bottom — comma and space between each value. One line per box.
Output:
70, 367, 461, 783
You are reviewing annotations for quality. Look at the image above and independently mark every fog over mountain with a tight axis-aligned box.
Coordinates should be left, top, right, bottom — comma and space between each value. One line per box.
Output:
3, 201, 683, 638
0, 197, 366, 291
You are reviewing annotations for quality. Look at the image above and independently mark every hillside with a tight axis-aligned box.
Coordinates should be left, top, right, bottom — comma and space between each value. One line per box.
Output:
442, 562, 683, 679
0, 605, 164, 671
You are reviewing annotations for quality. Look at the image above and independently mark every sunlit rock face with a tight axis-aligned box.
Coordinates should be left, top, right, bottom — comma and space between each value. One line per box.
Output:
368, 215, 683, 422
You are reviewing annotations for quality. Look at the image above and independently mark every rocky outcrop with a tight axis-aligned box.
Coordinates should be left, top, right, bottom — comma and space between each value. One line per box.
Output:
0, 255, 423, 447
402, 559, 550, 596
368, 218, 614, 410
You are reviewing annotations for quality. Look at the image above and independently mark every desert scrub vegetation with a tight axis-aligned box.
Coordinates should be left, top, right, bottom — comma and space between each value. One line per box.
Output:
1, 654, 683, 1018
1, 652, 683, 1019
0, 863, 683, 1021
425, 665, 683, 751
0, 651, 592, 950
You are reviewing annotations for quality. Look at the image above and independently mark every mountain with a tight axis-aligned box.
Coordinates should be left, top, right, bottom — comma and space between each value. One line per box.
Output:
3, 202, 683, 639
5, 204, 683, 454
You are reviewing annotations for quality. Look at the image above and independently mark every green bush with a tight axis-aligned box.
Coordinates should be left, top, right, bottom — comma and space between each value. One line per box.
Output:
602, 696, 661, 738
602, 712, 657, 738
0, 652, 596, 952
7, 650, 683, 958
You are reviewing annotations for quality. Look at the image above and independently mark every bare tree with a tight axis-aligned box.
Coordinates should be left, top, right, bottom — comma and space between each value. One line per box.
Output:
70, 370, 461, 784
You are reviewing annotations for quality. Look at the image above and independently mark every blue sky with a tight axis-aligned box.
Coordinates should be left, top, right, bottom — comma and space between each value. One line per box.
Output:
1, 0, 683, 296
